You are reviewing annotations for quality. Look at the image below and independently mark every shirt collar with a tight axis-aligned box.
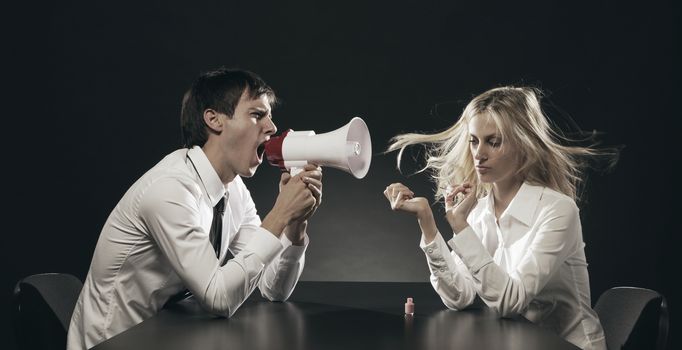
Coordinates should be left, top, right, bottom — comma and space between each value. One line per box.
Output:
187, 146, 226, 206
482, 190, 495, 217
482, 182, 544, 227
504, 182, 543, 226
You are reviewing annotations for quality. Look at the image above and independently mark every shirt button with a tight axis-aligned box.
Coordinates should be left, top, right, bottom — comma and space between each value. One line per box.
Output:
440, 268, 445, 272
428, 248, 433, 253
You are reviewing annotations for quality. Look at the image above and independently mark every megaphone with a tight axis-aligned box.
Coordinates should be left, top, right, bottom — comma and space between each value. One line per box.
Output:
263, 117, 372, 179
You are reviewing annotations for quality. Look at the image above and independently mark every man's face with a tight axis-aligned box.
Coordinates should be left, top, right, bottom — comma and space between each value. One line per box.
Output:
222, 91, 277, 178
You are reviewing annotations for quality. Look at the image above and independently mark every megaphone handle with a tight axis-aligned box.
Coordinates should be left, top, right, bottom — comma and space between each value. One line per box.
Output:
289, 167, 304, 177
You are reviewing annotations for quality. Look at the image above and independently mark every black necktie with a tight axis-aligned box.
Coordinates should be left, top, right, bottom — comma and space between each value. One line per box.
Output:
209, 197, 225, 259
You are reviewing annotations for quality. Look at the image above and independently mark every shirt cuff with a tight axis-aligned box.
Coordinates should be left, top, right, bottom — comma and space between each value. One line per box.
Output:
280, 232, 308, 261
447, 226, 493, 274
420, 231, 446, 258
245, 227, 285, 265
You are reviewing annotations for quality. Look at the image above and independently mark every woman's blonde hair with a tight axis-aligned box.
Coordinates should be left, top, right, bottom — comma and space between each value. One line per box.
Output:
387, 86, 603, 202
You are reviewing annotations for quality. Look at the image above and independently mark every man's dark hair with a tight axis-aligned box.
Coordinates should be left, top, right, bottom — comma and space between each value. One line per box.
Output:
180, 68, 277, 148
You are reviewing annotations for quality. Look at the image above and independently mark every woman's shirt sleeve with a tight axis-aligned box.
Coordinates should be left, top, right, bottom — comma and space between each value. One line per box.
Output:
420, 231, 478, 310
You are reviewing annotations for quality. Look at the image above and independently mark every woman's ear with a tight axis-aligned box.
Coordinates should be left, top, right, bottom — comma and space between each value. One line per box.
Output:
203, 109, 223, 132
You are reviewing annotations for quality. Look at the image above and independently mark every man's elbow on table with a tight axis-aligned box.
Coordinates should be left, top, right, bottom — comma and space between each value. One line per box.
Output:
260, 286, 294, 302
262, 293, 288, 302
194, 284, 243, 318
195, 296, 235, 318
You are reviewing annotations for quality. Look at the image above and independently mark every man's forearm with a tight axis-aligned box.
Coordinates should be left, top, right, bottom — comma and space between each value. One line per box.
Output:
258, 236, 307, 301
284, 221, 307, 246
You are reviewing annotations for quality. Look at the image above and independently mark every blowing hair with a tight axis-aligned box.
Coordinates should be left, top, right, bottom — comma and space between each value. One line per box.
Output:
387, 86, 610, 202
180, 67, 277, 148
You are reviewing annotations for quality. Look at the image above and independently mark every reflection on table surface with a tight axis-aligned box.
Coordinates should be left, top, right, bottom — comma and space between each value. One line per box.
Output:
93, 282, 579, 350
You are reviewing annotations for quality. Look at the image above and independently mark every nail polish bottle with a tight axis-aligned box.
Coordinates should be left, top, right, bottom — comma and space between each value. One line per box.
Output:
404, 297, 414, 315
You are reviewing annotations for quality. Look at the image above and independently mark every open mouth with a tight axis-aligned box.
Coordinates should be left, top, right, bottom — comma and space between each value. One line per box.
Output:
257, 142, 266, 161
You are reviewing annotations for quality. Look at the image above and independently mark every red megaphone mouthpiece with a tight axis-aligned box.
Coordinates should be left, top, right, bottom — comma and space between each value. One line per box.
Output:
263, 129, 291, 170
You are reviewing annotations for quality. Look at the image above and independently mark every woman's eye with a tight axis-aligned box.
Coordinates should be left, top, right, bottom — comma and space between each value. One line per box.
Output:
489, 139, 501, 147
468, 139, 478, 145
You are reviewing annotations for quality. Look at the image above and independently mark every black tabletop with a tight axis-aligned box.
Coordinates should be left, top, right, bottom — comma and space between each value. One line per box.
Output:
92, 281, 579, 350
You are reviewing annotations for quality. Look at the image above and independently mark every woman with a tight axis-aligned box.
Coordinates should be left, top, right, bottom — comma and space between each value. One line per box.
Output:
384, 86, 607, 350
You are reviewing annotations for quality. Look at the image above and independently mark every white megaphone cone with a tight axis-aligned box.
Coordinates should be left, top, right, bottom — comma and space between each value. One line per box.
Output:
263, 117, 372, 179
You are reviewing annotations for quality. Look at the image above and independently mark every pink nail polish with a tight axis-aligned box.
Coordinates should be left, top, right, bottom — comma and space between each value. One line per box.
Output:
404, 297, 414, 315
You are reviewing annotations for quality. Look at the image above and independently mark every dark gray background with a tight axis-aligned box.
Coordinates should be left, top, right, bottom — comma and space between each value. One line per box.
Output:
3, 0, 680, 349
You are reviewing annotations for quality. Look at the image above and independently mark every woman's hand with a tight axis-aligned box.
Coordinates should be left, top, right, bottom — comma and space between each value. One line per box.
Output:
444, 183, 478, 233
384, 183, 438, 243
383, 183, 429, 216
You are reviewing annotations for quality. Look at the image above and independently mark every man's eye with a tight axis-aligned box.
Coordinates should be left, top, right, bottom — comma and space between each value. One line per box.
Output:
252, 113, 264, 119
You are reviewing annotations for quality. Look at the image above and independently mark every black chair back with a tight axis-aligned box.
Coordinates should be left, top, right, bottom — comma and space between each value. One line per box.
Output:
13, 273, 83, 350
594, 286, 668, 350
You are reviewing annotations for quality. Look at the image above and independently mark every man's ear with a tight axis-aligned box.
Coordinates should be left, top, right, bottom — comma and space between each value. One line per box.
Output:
203, 109, 224, 132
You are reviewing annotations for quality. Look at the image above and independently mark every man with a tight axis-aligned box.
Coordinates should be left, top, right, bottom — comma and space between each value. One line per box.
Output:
67, 68, 323, 350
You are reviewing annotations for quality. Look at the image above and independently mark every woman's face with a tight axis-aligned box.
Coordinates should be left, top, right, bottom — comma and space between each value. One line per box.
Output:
467, 114, 521, 185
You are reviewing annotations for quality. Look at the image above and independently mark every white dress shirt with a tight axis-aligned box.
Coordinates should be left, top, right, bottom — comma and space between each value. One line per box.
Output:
420, 182, 606, 350
67, 146, 308, 350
